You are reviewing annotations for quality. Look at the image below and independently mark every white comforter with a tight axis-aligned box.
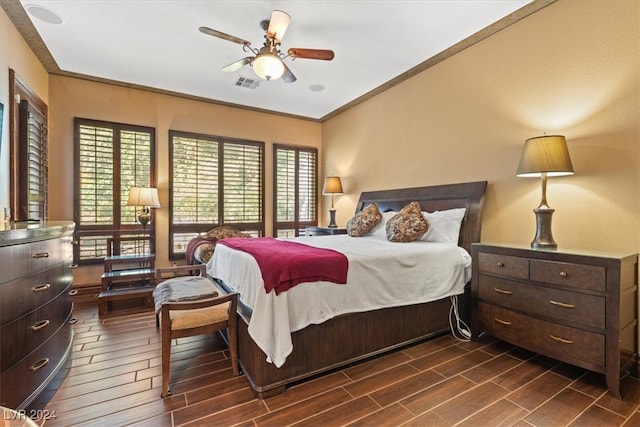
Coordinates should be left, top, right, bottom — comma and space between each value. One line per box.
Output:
207, 234, 471, 367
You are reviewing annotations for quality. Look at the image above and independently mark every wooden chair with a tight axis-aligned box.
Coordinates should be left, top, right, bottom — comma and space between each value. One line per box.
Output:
154, 264, 238, 398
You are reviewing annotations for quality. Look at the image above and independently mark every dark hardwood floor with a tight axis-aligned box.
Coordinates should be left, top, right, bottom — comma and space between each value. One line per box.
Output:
37, 303, 639, 426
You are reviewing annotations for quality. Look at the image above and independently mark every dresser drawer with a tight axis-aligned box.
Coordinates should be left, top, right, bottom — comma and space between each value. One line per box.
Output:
31, 236, 72, 274
478, 276, 605, 330
0, 258, 73, 325
0, 243, 31, 283
530, 259, 605, 292
0, 236, 72, 284
0, 285, 73, 372
478, 252, 529, 280
0, 317, 73, 410
478, 302, 604, 367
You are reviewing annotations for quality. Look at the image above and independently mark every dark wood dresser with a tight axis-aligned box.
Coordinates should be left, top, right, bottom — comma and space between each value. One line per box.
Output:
0, 221, 75, 411
471, 243, 638, 399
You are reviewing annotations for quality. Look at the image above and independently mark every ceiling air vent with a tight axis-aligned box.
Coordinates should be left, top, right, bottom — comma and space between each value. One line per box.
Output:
234, 76, 261, 90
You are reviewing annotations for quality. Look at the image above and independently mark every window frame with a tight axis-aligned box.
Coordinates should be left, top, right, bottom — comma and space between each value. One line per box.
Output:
273, 143, 318, 237
73, 117, 156, 265
168, 130, 265, 259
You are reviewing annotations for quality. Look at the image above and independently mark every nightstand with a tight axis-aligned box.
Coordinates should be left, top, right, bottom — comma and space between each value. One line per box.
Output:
471, 243, 638, 400
304, 226, 347, 236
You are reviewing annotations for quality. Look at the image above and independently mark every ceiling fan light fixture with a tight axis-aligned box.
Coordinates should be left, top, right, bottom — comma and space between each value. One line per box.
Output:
201, 9, 334, 83
267, 10, 291, 42
252, 51, 285, 81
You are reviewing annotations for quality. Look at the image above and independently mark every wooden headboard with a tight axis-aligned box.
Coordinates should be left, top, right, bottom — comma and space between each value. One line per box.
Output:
354, 181, 487, 254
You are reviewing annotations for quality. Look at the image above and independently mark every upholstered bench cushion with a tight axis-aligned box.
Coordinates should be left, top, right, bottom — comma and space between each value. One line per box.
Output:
169, 302, 230, 330
152, 276, 219, 313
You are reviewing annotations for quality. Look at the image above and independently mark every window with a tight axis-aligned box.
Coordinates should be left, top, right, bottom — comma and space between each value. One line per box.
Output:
74, 118, 156, 264
169, 131, 264, 258
9, 69, 48, 221
273, 144, 318, 237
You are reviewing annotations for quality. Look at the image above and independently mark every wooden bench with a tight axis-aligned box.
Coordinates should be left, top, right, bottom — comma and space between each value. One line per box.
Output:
99, 267, 155, 316
98, 285, 155, 316
98, 236, 156, 316
101, 267, 155, 290
104, 253, 155, 273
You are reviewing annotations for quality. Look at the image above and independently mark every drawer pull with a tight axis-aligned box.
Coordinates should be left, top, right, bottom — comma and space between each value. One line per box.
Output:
549, 334, 574, 344
33, 283, 51, 293
33, 252, 50, 259
494, 317, 512, 326
69, 289, 78, 296
496, 262, 504, 268
493, 287, 512, 295
31, 358, 50, 372
549, 300, 575, 309
69, 317, 78, 324
32, 319, 50, 331
559, 271, 568, 278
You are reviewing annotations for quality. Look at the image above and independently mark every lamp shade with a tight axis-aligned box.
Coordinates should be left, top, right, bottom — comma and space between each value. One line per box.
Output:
268, 10, 291, 42
127, 187, 160, 208
322, 176, 344, 195
516, 135, 574, 177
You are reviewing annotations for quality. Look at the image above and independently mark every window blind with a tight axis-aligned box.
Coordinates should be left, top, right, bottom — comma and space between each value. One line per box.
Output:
273, 145, 318, 237
74, 119, 156, 263
169, 131, 264, 258
10, 70, 49, 222
20, 100, 48, 220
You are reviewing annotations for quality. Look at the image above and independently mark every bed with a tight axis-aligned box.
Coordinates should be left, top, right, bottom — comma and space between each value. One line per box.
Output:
207, 180, 487, 398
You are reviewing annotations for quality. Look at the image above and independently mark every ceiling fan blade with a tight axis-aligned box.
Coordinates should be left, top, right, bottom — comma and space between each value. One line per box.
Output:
282, 63, 297, 83
267, 10, 291, 42
222, 57, 253, 72
287, 48, 335, 61
199, 26, 251, 46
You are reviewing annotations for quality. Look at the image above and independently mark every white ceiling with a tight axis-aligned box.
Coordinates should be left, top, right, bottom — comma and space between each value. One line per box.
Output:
14, 0, 535, 121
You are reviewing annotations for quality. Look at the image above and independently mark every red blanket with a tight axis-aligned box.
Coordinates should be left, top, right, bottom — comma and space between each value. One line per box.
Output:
218, 237, 349, 294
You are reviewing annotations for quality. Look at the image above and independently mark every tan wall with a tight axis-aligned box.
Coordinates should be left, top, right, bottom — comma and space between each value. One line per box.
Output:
322, 0, 640, 256
0, 8, 49, 211
48, 76, 321, 285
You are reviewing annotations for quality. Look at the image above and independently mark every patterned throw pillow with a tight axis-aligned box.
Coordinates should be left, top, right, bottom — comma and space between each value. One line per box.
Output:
193, 243, 216, 265
346, 203, 382, 237
386, 201, 429, 242
205, 226, 251, 240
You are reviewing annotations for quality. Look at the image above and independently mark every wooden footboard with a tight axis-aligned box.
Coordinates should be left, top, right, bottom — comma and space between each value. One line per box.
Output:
236, 296, 455, 398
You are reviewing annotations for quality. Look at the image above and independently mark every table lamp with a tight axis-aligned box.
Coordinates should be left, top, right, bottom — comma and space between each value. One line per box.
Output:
516, 135, 574, 249
127, 187, 161, 228
322, 176, 343, 228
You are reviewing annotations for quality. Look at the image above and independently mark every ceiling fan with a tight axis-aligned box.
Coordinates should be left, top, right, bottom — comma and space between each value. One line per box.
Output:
199, 10, 335, 83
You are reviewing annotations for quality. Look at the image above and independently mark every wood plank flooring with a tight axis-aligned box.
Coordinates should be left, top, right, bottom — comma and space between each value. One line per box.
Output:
38, 303, 639, 426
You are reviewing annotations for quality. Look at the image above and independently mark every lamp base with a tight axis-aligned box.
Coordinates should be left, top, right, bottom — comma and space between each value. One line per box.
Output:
136, 208, 151, 228
531, 207, 557, 250
327, 208, 338, 228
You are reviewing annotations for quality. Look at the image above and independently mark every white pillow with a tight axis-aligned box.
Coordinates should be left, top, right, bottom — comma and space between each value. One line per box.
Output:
370, 211, 397, 236
421, 208, 466, 244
